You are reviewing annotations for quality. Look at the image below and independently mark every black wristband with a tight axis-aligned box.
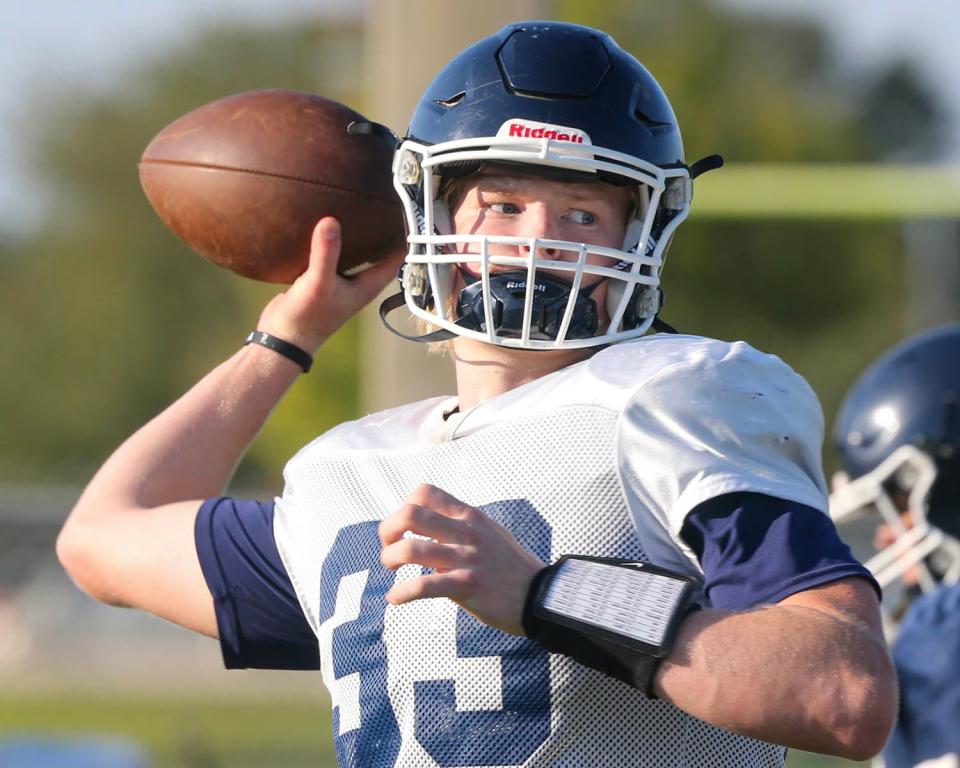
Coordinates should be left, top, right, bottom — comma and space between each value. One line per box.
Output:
244, 331, 313, 373
522, 556, 698, 698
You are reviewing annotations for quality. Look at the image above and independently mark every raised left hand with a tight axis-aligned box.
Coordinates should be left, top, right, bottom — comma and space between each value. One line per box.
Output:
379, 484, 545, 636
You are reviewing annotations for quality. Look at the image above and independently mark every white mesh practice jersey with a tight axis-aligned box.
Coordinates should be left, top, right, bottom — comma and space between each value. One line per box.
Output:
273, 334, 828, 768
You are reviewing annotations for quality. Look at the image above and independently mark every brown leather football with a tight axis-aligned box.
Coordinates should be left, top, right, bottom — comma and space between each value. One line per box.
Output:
139, 89, 405, 283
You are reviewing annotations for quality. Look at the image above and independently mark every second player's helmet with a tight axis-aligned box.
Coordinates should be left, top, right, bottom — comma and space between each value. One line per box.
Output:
830, 324, 960, 598
386, 21, 719, 350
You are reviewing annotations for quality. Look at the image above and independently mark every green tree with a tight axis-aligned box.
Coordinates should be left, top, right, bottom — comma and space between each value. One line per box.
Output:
857, 59, 949, 160
0, 18, 365, 486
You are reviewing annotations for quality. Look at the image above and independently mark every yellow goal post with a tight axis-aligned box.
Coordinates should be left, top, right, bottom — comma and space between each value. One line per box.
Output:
692, 164, 960, 219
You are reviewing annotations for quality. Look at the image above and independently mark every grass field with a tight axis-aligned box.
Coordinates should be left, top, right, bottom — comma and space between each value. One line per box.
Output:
0, 692, 335, 768
0, 692, 869, 767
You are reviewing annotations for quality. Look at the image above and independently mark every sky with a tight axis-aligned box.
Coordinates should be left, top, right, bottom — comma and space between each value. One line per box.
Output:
724, 0, 960, 134
1, 0, 958, 235
0, 0, 357, 234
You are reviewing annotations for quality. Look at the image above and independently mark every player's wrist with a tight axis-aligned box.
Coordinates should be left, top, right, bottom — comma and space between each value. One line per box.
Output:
522, 556, 699, 698
244, 331, 314, 373
254, 308, 331, 356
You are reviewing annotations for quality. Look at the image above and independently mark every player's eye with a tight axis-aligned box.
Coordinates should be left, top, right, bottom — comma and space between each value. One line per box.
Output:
488, 201, 522, 215
565, 209, 597, 226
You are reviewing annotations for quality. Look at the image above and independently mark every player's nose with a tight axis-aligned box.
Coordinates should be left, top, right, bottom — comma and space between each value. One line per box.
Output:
517, 205, 560, 259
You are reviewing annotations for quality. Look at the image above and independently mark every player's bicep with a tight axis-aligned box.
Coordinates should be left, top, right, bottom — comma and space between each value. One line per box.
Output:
68, 498, 218, 637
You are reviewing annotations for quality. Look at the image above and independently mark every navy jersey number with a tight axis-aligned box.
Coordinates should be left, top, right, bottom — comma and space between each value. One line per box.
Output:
318, 504, 552, 767
318, 522, 402, 768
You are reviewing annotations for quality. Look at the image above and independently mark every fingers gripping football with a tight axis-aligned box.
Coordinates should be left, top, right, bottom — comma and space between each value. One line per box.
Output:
379, 484, 545, 636
256, 217, 405, 353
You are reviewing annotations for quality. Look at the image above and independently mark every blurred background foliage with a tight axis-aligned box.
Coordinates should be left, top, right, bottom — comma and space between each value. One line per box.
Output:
0, 18, 365, 487
2, 2, 952, 766
0, 0, 949, 490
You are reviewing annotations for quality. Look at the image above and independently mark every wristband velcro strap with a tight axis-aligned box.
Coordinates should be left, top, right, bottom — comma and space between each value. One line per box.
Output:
244, 331, 313, 373
522, 556, 698, 697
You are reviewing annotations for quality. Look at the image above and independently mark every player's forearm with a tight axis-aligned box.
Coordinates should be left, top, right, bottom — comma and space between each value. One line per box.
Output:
73, 343, 300, 514
654, 601, 896, 760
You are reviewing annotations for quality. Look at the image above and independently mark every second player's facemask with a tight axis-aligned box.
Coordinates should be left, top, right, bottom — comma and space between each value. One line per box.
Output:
830, 444, 960, 612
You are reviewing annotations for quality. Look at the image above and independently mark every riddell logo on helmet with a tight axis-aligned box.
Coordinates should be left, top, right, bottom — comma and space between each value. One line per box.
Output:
497, 119, 592, 145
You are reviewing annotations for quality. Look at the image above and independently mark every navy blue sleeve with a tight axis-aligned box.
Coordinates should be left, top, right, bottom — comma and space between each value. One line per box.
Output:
194, 496, 321, 670
679, 491, 880, 610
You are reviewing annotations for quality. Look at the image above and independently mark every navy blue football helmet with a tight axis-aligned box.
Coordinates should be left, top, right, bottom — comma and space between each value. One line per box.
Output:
385, 21, 721, 350
831, 324, 960, 603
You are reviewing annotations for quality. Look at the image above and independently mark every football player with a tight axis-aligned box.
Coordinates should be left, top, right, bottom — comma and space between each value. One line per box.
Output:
831, 324, 960, 768
58, 21, 895, 767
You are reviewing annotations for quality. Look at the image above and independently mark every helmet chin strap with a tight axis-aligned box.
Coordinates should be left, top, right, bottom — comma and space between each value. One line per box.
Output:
379, 289, 458, 344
